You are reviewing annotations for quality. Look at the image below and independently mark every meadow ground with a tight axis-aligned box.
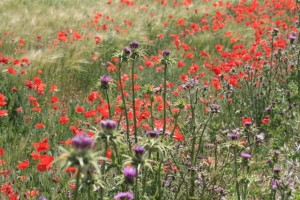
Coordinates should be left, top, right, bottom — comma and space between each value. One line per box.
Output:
0, 0, 299, 199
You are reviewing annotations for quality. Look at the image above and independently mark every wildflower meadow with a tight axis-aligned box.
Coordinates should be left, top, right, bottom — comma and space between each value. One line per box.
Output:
0, 0, 300, 199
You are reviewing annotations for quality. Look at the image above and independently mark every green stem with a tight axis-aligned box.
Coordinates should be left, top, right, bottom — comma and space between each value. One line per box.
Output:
162, 63, 167, 136
195, 114, 212, 162
150, 97, 154, 130
118, 63, 132, 150
157, 153, 163, 199
73, 167, 81, 200
297, 49, 300, 101
267, 36, 274, 104
135, 165, 139, 200
87, 185, 91, 200
233, 146, 241, 200
170, 109, 181, 139
189, 89, 197, 198
100, 139, 108, 200
142, 151, 151, 195
131, 59, 138, 143
105, 89, 112, 118
214, 140, 218, 170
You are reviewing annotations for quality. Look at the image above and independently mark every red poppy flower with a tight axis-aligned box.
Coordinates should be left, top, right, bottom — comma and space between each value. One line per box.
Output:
84, 110, 97, 118
35, 123, 45, 129
32, 139, 50, 152
0, 148, 5, 156
36, 155, 54, 172
0, 110, 8, 117
242, 117, 253, 126
0, 94, 6, 107
215, 44, 223, 52
59, 116, 70, 124
261, 116, 270, 124
50, 96, 60, 104
66, 166, 77, 173
75, 106, 85, 113
7, 67, 16, 74
106, 149, 112, 159
31, 152, 40, 160
173, 132, 184, 141
16, 160, 29, 170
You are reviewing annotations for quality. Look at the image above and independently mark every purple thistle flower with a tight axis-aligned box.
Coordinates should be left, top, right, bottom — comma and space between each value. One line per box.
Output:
100, 75, 111, 84
241, 152, 251, 159
272, 179, 278, 190
100, 75, 111, 89
209, 103, 220, 113
101, 120, 117, 130
265, 107, 271, 112
162, 50, 170, 57
123, 47, 132, 55
230, 133, 238, 140
289, 32, 297, 42
122, 166, 137, 180
39, 196, 48, 200
72, 134, 94, 149
273, 167, 280, 173
134, 146, 146, 157
129, 41, 139, 49
274, 150, 280, 157
146, 130, 159, 138
114, 192, 134, 200
272, 28, 279, 36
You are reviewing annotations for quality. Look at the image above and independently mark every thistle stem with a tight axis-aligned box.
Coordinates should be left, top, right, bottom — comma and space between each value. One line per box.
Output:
105, 89, 112, 118
131, 59, 138, 143
150, 97, 154, 130
118, 63, 132, 150
233, 146, 241, 200
73, 167, 81, 200
100, 139, 108, 199
135, 165, 139, 200
162, 63, 167, 136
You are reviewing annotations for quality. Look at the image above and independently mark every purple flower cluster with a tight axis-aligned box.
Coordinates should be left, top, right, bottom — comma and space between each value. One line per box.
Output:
162, 50, 170, 57
122, 166, 137, 181
100, 75, 111, 89
114, 192, 134, 200
129, 41, 140, 49
134, 146, 146, 157
72, 134, 94, 149
146, 130, 159, 138
101, 119, 117, 131
241, 152, 251, 159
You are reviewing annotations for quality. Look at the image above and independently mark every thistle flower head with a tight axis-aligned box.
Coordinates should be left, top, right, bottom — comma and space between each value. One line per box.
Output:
162, 50, 170, 57
123, 47, 132, 55
134, 146, 146, 157
101, 120, 117, 131
114, 192, 134, 200
129, 41, 139, 49
39, 196, 48, 200
146, 130, 159, 138
241, 152, 251, 159
100, 75, 111, 89
71, 134, 94, 149
122, 166, 137, 181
